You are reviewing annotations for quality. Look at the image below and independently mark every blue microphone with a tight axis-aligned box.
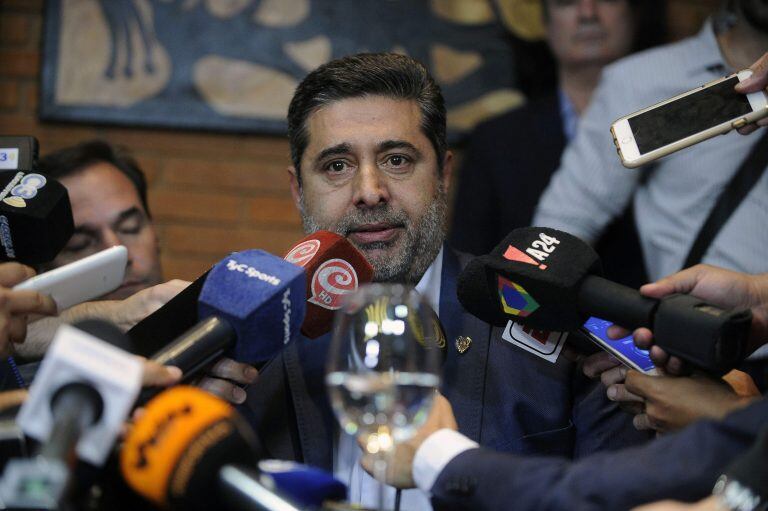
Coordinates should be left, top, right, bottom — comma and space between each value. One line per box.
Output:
147, 251, 306, 391
257, 459, 347, 508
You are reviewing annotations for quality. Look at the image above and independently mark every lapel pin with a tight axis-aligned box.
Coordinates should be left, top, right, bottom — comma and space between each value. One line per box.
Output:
455, 336, 472, 354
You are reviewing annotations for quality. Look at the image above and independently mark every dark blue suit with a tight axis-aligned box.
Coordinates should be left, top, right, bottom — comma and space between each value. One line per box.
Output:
430, 396, 768, 510
242, 248, 649, 470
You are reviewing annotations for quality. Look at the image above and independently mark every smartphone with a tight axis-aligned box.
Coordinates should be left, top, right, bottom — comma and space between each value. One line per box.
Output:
582, 316, 657, 374
14, 245, 128, 310
611, 70, 768, 168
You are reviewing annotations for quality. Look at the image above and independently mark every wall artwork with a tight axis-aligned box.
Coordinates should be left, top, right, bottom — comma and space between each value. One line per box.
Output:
41, 0, 545, 137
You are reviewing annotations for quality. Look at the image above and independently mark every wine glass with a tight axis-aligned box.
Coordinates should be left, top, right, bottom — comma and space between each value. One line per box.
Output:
325, 284, 443, 511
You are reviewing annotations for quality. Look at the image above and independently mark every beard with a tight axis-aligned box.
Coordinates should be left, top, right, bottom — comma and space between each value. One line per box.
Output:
299, 188, 448, 284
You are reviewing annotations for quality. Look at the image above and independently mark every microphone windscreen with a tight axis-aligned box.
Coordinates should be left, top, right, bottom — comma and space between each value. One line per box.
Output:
258, 459, 347, 508
0, 170, 73, 264
458, 227, 601, 331
120, 386, 259, 510
284, 231, 374, 338
198, 250, 306, 363
128, 270, 210, 357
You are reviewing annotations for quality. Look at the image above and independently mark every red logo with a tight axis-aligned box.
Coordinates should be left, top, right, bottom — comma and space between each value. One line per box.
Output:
503, 245, 546, 269
284, 239, 320, 267
309, 259, 358, 310
521, 325, 550, 345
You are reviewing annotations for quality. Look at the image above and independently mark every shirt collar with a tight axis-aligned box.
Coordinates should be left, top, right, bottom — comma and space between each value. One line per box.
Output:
414, 247, 444, 315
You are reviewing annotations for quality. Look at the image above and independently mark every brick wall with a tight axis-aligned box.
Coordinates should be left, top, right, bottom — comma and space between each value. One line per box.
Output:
0, 0, 716, 281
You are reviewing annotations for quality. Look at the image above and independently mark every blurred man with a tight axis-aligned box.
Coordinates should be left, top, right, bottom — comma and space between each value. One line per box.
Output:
38, 140, 163, 300
535, 0, 768, 283
245, 52, 648, 511
449, 0, 658, 288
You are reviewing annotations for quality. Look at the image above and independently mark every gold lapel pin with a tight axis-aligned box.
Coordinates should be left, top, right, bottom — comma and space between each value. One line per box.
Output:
455, 336, 472, 354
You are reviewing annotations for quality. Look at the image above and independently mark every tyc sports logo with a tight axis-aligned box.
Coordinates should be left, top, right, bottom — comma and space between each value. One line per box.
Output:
503, 232, 560, 270
225, 259, 281, 286
284, 239, 320, 267
0, 172, 47, 208
309, 258, 358, 310
498, 275, 539, 317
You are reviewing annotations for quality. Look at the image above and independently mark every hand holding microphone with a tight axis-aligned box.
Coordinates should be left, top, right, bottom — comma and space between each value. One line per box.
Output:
458, 227, 753, 374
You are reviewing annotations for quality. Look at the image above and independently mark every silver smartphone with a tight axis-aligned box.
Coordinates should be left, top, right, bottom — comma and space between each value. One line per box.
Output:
14, 246, 128, 310
611, 70, 768, 168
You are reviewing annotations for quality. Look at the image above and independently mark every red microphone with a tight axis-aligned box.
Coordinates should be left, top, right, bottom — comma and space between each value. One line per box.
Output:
284, 231, 374, 338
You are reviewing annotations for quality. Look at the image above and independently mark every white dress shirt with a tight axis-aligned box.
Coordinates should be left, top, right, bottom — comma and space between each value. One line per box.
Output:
334, 248, 444, 510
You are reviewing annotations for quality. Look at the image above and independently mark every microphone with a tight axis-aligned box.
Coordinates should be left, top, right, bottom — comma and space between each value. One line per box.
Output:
122, 386, 342, 511
0, 136, 74, 264
1, 321, 142, 508
129, 230, 374, 357
457, 227, 753, 373
145, 250, 306, 387
284, 231, 374, 338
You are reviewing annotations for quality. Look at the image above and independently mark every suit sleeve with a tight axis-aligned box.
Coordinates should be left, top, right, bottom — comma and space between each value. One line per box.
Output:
533, 66, 642, 243
569, 367, 652, 458
430, 397, 768, 511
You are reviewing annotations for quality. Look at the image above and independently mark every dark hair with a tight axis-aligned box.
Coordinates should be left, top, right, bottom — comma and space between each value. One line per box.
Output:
287, 53, 447, 182
38, 139, 151, 217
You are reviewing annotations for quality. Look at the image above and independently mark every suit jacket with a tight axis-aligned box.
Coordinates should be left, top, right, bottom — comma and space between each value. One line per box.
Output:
449, 94, 566, 257
241, 248, 649, 471
431, 396, 768, 511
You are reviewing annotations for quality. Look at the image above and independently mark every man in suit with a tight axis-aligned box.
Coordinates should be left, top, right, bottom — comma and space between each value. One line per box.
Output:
242, 53, 648, 510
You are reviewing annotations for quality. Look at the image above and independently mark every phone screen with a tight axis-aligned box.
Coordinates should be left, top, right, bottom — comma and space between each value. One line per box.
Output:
583, 317, 655, 372
628, 77, 751, 154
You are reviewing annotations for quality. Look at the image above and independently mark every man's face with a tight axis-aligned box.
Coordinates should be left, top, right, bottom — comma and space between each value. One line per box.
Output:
50, 162, 163, 300
546, 0, 634, 68
288, 96, 452, 284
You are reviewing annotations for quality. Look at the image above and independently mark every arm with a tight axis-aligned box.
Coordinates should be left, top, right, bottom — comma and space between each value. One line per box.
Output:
16, 280, 190, 358
533, 68, 641, 242
429, 397, 768, 511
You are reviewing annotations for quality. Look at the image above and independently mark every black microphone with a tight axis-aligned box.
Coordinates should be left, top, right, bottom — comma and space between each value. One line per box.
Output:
0, 136, 74, 264
457, 227, 753, 373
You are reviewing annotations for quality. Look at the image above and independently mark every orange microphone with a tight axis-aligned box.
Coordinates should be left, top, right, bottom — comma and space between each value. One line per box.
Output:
120, 386, 259, 510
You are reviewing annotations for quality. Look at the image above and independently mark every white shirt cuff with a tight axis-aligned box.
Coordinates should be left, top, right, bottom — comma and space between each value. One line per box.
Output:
413, 429, 479, 493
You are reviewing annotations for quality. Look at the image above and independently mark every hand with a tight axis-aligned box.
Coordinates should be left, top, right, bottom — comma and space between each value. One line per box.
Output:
628, 265, 768, 374
198, 358, 258, 404
0, 263, 58, 356
585, 353, 646, 416
623, 370, 755, 433
632, 496, 720, 511
110, 279, 190, 331
140, 358, 183, 387
359, 393, 457, 489
735, 51, 768, 135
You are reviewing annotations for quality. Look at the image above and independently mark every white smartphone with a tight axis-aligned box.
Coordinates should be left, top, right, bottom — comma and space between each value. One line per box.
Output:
14, 246, 128, 310
581, 317, 658, 375
611, 70, 768, 168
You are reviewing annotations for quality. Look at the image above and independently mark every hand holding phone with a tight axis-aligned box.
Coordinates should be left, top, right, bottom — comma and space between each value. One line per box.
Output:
582, 316, 657, 374
14, 246, 128, 310
611, 69, 768, 168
